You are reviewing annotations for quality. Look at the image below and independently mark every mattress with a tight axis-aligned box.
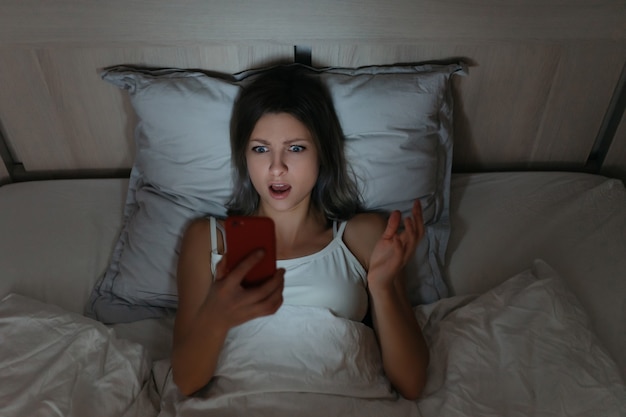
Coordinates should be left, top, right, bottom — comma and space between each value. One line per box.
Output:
447, 171, 626, 376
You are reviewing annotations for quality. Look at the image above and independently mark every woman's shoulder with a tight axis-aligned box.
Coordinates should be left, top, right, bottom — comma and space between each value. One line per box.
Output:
184, 216, 211, 236
345, 211, 386, 230
342, 212, 387, 269
182, 216, 225, 253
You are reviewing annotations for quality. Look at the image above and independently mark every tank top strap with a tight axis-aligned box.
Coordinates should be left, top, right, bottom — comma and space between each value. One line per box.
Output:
208, 216, 225, 253
334, 220, 348, 240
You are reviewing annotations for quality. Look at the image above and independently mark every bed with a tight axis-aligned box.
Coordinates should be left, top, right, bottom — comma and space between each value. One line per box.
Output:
2, 171, 625, 416
1, 1, 626, 416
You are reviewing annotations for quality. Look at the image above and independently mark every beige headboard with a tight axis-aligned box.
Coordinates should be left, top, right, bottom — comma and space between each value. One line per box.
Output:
1, 0, 625, 184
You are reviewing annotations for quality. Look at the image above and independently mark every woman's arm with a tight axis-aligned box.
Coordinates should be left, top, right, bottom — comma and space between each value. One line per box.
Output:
368, 270, 429, 400
171, 219, 284, 396
346, 201, 429, 400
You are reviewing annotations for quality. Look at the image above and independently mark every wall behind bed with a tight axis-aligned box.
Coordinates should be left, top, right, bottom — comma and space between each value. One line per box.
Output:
0, 0, 624, 185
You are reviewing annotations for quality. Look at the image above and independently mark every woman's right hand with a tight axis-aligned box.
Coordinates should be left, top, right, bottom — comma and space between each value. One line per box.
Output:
172, 219, 284, 396
204, 251, 285, 333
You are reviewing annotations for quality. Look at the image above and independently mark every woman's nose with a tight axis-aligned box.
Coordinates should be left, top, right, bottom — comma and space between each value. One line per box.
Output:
270, 154, 287, 175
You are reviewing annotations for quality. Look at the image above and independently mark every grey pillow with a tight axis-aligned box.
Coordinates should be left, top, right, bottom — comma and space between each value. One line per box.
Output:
86, 63, 466, 323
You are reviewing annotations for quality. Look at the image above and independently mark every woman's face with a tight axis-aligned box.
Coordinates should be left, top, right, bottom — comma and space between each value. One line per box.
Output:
246, 112, 319, 215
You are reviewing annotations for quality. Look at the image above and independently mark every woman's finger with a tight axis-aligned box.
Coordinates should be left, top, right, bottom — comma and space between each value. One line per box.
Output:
403, 217, 416, 245
214, 254, 228, 281
216, 267, 284, 327
233, 269, 284, 322
410, 200, 424, 242
225, 249, 266, 287
404, 213, 415, 235
242, 268, 285, 304
383, 210, 402, 239
244, 288, 284, 322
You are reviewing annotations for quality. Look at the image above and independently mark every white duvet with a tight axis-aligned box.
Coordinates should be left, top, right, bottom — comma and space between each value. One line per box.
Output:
1, 260, 625, 417
156, 305, 420, 417
0, 294, 156, 417
416, 260, 626, 416
155, 260, 626, 417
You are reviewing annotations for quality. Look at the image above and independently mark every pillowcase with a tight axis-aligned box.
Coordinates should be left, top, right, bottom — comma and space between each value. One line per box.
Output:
415, 259, 626, 416
86, 62, 466, 323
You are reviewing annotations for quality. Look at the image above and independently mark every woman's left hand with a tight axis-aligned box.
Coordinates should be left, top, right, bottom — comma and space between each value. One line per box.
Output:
367, 200, 425, 290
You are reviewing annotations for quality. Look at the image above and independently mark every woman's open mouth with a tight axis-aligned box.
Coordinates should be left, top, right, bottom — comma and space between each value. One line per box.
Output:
269, 183, 291, 199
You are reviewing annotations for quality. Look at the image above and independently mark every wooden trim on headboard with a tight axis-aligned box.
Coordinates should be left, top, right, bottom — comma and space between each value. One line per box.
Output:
0, 121, 14, 184
0, 114, 131, 184
9, 166, 132, 183
586, 61, 626, 173
602, 112, 626, 183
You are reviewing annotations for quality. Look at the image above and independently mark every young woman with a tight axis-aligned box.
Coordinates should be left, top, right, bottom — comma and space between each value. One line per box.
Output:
171, 66, 429, 400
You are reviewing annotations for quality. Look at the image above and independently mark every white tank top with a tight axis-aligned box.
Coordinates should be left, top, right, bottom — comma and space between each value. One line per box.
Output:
209, 217, 369, 322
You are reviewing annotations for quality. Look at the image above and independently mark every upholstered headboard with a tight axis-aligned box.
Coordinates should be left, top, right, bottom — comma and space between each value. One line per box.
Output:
0, 0, 624, 184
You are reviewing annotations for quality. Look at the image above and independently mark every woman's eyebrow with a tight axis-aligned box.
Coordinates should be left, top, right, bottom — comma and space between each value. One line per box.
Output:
249, 138, 311, 144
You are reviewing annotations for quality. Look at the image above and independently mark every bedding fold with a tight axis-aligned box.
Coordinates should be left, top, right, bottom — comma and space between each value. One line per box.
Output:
3, 258, 624, 416
0, 293, 156, 417
416, 260, 626, 417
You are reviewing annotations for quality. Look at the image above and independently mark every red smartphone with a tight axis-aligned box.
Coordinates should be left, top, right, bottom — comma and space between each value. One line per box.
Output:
224, 216, 277, 287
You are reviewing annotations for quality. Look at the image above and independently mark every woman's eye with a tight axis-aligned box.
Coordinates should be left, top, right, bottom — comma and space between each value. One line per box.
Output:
289, 145, 305, 152
251, 146, 269, 153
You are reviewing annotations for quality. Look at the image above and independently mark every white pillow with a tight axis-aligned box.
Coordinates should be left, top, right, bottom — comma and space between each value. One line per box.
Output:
86, 63, 465, 323
416, 259, 626, 416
